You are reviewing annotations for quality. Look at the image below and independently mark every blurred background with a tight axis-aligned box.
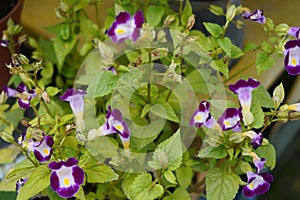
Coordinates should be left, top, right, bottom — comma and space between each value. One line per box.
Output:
1, 0, 300, 199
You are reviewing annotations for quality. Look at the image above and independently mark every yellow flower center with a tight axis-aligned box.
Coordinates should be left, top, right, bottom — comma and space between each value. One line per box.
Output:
224, 121, 231, 126
64, 177, 70, 187
116, 29, 125, 34
43, 148, 49, 155
249, 182, 254, 190
194, 115, 202, 121
291, 58, 297, 66
115, 124, 124, 132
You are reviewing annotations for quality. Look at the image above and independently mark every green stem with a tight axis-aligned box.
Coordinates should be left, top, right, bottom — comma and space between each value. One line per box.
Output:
147, 50, 152, 104
179, 0, 183, 17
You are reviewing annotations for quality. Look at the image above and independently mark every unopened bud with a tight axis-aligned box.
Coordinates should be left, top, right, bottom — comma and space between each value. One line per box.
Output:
0, 132, 15, 143
289, 112, 300, 121
242, 109, 254, 126
272, 83, 285, 108
279, 104, 288, 111
275, 23, 289, 36
163, 14, 177, 28
226, 4, 237, 22
42, 91, 50, 103
186, 15, 195, 30
21, 119, 29, 127
0, 91, 7, 104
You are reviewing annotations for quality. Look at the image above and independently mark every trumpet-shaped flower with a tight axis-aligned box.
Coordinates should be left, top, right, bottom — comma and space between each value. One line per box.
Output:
29, 134, 54, 162
88, 106, 131, 149
242, 171, 273, 198
288, 27, 300, 39
60, 88, 87, 132
250, 152, 266, 173
218, 108, 242, 131
287, 103, 300, 111
243, 130, 263, 149
49, 158, 84, 198
106, 10, 144, 43
16, 178, 28, 193
242, 9, 266, 24
284, 40, 300, 75
3, 82, 35, 109
190, 101, 211, 127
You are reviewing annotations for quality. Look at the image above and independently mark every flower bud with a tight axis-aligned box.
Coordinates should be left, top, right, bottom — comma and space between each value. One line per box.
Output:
272, 83, 285, 108
0, 91, 7, 104
226, 4, 237, 22
274, 23, 289, 36
163, 14, 177, 28
186, 15, 195, 30
289, 112, 300, 121
242, 109, 254, 126
0, 132, 15, 143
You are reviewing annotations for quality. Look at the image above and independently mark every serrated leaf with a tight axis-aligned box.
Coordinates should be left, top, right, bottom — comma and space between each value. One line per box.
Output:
256, 52, 276, 74
211, 59, 229, 78
122, 173, 139, 199
163, 187, 191, 200
252, 85, 274, 108
130, 173, 164, 200
148, 129, 182, 170
146, 5, 165, 26
84, 163, 118, 183
203, 22, 223, 38
175, 166, 193, 189
198, 145, 227, 159
164, 169, 177, 185
218, 37, 232, 56
231, 44, 244, 59
17, 165, 50, 200
206, 168, 240, 200
250, 104, 265, 129
255, 144, 276, 170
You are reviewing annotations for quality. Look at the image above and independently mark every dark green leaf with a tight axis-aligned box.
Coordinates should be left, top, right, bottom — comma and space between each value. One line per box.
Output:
175, 166, 193, 189
198, 145, 227, 159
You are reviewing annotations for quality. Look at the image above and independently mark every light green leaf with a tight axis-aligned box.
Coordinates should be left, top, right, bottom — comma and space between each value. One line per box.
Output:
163, 187, 191, 200
218, 37, 232, 56
209, 5, 224, 16
256, 52, 276, 74
175, 166, 193, 189
150, 100, 179, 123
0, 145, 20, 164
250, 103, 265, 129
181, 0, 193, 25
203, 22, 223, 38
122, 173, 139, 199
148, 129, 182, 170
46, 86, 62, 97
252, 85, 274, 108
230, 44, 244, 59
17, 165, 50, 200
164, 169, 177, 185
84, 163, 119, 183
141, 104, 151, 118
206, 168, 240, 200
146, 5, 165, 26
130, 173, 164, 200
255, 143, 276, 170
211, 59, 229, 78
198, 145, 227, 159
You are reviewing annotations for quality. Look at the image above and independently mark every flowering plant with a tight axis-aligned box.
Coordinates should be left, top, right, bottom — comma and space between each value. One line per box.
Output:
0, 0, 299, 200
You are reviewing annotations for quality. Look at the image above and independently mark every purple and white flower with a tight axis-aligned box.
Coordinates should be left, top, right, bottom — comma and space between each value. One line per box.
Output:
229, 78, 260, 125
88, 106, 131, 149
106, 66, 117, 75
288, 27, 300, 39
3, 82, 35, 109
242, 9, 266, 24
29, 134, 54, 162
16, 178, 28, 193
284, 40, 300, 75
218, 108, 242, 131
243, 130, 263, 149
106, 10, 144, 43
250, 152, 266, 173
287, 103, 300, 111
49, 158, 84, 198
242, 171, 273, 198
60, 88, 87, 132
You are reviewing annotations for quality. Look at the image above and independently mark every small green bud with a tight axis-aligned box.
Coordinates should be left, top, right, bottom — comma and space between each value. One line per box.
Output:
272, 82, 285, 108
0, 132, 15, 143
163, 14, 177, 28
274, 23, 289, 36
0, 91, 7, 104
226, 5, 237, 22
186, 14, 195, 30
289, 112, 300, 121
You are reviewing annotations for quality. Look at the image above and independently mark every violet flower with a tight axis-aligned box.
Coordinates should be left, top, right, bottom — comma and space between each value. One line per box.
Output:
242, 9, 266, 24
242, 171, 273, 198
106, 10, 144, 43
49, 158, 84, 198
88, 106, 131, 149
229, 78, 260, 126
288, 27, 300, 39
60, 88, 87, 132
29, 134, 54, 162
16, 178, 28, 193
284, 40, 300, 75
218, 108, 242, 132
243, 130, 263, 149
3, 82, 35, 109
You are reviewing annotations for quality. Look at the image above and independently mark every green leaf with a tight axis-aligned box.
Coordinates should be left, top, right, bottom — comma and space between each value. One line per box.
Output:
203, 22, 223, 38
255, 143, 276, 170
141, 104, 151, 118
0, 145, 20, 164
230, 44, 244, 59
181, 0, 193, 25
256, 52, 276, 74
250, 103, 265, 129
146, 5, 165, 26
206, 168, 240, 200
211, 60, 229, 78
252, 85, 274, 108
148, 129, 182, 170
84, 163, 119, 183
164, 169, 177, 185
150, 100, 179, 123
17, 165, 50, 200
46, 86, 62, 97
122, 173, 139, 199
218, 37, 232, 56
163, 187, 191, 200
175, 166, 193, 189
87, 71, 118, 98
209, 5, 224, 16
198, 145, 227, 159
130, 173, 164, 200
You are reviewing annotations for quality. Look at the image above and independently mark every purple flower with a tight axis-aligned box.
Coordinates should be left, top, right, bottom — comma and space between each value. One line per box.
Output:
243, 130, 263, 149
242, 9, 266, 24
288, 27, 300, 39
0, 40, 9, 47
218, 108, 242, 131
49, 158, 84, 198
88, 106, 131, 149
3, 82, 35, 109
60, 88, 87, 132
284, 40, 300, 75
288, 103, 300, 111
106, 10, 144, 43
242, 171, 273, 198
16, 178, 28, 193
106, 66, 117, 75
29, 134, 54, 162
